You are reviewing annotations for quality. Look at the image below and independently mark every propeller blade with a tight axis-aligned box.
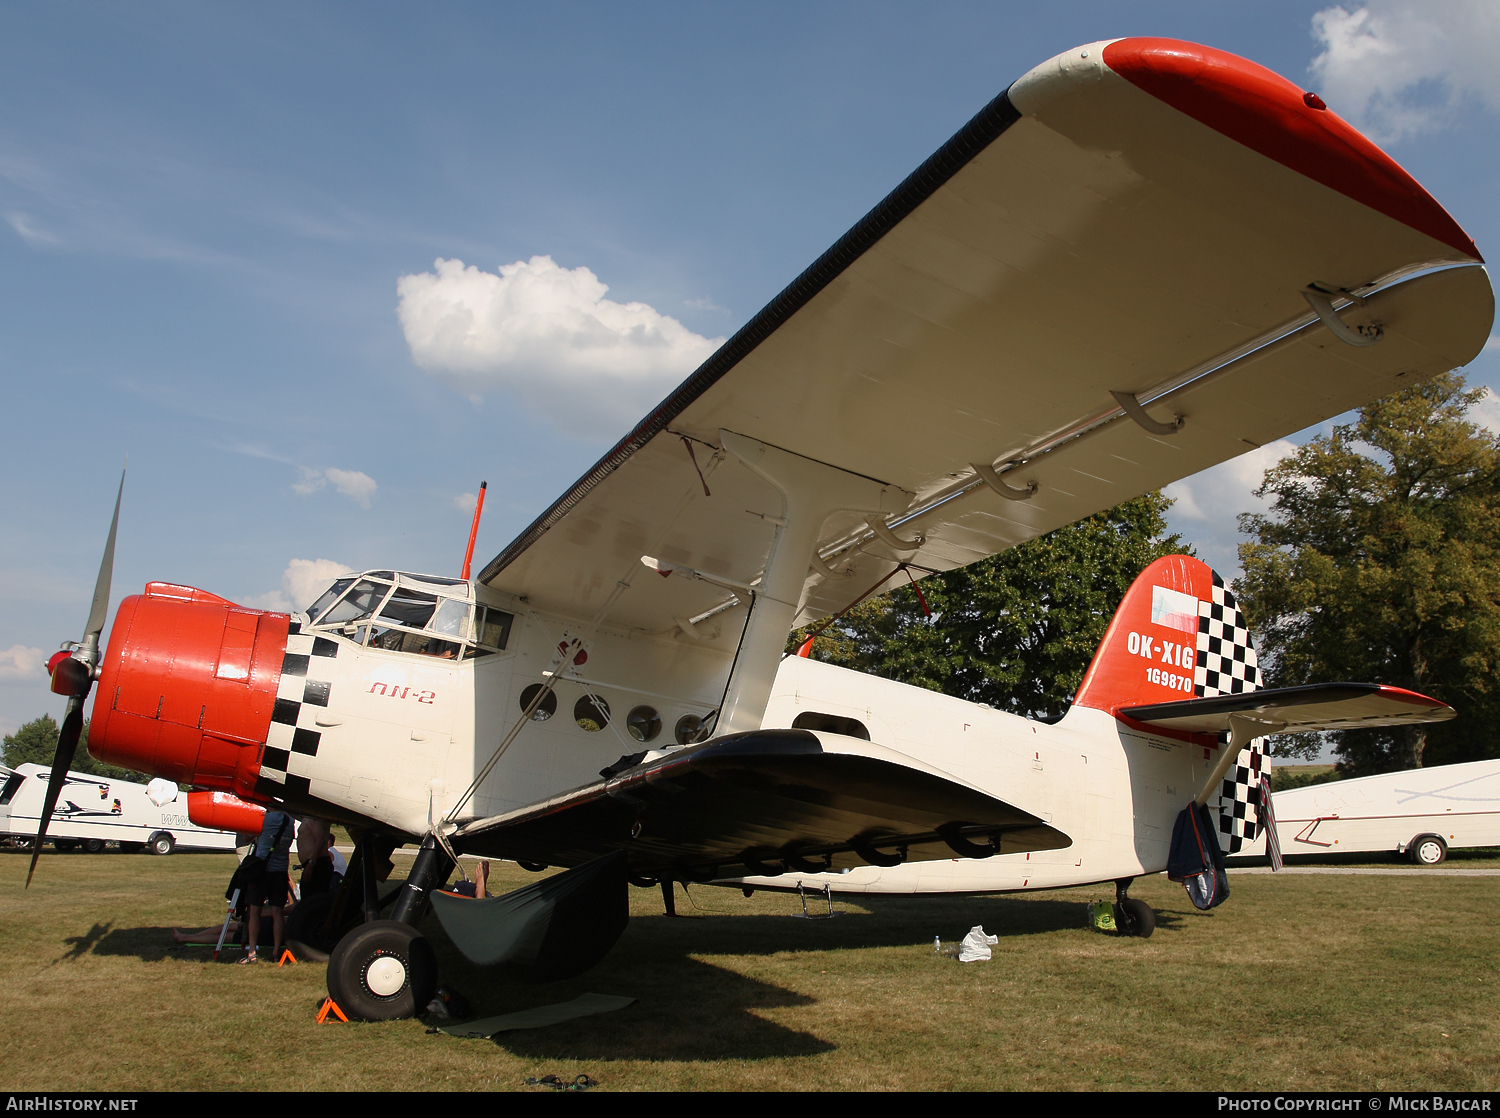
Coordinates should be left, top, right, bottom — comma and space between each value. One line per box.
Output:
84, 469, 125, 643
26, 702, 85, 888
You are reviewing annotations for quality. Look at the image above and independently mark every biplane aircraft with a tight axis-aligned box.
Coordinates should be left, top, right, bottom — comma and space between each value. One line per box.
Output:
32, 37, 1492, 1020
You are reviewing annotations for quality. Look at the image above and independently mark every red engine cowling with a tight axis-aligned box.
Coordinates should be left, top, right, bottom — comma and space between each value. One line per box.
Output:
91, 582, 289, 802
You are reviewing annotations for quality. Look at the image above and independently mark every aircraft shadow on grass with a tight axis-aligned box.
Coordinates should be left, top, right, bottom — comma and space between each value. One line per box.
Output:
72, 891, 1191, 1061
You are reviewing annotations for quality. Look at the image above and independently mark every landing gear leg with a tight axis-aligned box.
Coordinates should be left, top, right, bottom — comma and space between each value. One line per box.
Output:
1113, 877, 1156, 939
660, 879, 677, 917
327, 835, 453, 1020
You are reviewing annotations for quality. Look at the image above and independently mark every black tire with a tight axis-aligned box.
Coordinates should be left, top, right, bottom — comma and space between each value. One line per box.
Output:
1115, 897, 1157, 939
83, 838, 106, 854
326, 920, 438, 1021
1410, 835, 1447, 866
148, 832, 175, 856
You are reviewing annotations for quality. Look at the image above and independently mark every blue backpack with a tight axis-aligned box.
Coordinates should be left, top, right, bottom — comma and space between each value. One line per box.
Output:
1167, 802, 1230, 910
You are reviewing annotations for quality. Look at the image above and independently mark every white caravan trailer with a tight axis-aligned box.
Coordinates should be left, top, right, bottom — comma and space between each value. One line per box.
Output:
1238, 759, 1500, 865
0, 762, 238, 854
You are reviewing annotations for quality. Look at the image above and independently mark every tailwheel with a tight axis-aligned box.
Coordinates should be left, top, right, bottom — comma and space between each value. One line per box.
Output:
1113, 878, 1156, 939
327, 920, 438, 1021
1115, 897, 1156, 939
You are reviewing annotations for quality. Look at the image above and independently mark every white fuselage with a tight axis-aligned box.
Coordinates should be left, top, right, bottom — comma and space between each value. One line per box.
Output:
279, 581, 1221, 894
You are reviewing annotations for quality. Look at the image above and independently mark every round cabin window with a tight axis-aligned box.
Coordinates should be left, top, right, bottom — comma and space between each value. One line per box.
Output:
574, 694, 610, 732
626, 705, 661, 743
518, 684, 557, 722
675, 713, 710, 745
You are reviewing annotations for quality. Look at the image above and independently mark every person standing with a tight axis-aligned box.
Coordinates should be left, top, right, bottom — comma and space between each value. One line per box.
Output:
241, 810, 293, 964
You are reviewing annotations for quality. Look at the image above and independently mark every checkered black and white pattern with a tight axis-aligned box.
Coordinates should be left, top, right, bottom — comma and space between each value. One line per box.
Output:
1217, 740, 1269, 854
1193, 573, 1260, 698
256, 629, 338, 799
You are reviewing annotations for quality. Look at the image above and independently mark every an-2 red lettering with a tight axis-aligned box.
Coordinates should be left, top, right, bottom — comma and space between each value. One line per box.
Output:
369, 682, 437, 704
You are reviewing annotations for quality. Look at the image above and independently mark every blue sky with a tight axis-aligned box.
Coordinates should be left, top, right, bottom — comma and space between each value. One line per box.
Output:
2, 1, 1497, 737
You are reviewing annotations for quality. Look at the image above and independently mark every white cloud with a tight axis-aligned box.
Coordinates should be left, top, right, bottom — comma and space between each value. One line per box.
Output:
0, 645, 46, 681
292, 466, 377, 508
1310, 2, 1500, 142
246, 558, 353, 614
396, 255, 726, 438
5, 211, 58, 245
1469, 386, 1500, 435
325, 468, 377, 508
453, 491, 478, 512
1163, 440, 1299, 582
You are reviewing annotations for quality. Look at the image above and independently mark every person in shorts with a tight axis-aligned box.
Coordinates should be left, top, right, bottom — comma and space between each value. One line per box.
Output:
294, 817, 344, 899
241, 810, 293, 964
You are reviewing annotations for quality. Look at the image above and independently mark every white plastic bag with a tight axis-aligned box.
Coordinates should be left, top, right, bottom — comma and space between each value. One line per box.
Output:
957, 925, 998, 962
146, 778, 179, 807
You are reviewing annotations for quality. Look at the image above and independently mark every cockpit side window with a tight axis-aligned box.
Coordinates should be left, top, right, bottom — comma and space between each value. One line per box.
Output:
306, 570, 516, 663
429, 598, 472, 641
467, 606, 513, 658
377, 589, 440, 629
319, 580, 392, 626
305, 577, 355, 623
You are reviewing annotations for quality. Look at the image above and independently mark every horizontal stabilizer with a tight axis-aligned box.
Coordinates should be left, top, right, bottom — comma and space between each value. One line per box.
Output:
453, 728, 1070, 879
1120, 683, 1454, 735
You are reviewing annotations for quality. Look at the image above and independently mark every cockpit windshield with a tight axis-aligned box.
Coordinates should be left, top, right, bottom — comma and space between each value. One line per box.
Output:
301, 571, 512, 661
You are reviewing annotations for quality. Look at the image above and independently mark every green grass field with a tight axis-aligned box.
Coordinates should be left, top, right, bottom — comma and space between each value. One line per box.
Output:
3, 849, 1497, 1092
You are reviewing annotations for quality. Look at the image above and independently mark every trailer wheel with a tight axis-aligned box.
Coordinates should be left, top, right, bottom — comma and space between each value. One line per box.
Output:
148, 832, 175, 856
84, 838, 107, 854
326, 920, 438, 1021
1410, 835, 1447, 866
1115, 897, 1157, 938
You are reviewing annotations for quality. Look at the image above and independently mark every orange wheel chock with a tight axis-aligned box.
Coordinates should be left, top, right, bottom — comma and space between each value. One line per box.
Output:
316, 997, 349, 1024
277, 948, 297, 967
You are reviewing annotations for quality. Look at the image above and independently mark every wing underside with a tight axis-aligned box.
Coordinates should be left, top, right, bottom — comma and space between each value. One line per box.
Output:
478, 38, 1492, 643
453, 728, 1070, 877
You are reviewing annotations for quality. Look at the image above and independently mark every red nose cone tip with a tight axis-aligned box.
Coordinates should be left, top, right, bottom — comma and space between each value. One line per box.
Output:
1101, 37, 1482, 262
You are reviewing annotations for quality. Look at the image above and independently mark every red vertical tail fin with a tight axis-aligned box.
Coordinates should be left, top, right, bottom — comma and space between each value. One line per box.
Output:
1074, 555, 1260, 714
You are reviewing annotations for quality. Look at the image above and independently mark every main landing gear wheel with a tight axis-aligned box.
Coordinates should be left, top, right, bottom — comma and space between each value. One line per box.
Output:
1410, 835, 1447, 866
1115, 897, 1156, 939
327, 920, 438, 1021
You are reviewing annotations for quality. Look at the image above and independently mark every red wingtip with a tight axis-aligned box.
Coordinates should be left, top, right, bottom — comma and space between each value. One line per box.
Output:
1102, 37, 1482, 262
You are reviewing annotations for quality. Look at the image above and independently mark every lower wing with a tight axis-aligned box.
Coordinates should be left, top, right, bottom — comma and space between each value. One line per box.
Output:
453, 728, 1070, 878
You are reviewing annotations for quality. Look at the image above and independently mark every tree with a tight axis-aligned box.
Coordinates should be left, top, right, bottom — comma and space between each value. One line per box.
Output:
2, 714, 146, 783
794, 492, 1187, 720
1236, 372, 1500, 776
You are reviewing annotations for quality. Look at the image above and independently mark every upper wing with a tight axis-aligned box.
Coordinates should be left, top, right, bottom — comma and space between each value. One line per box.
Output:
452, 728, 1070, 875
479, 38, 1493, 640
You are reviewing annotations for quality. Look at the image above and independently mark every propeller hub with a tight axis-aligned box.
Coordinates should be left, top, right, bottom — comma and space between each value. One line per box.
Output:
47, 650, 94, 697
